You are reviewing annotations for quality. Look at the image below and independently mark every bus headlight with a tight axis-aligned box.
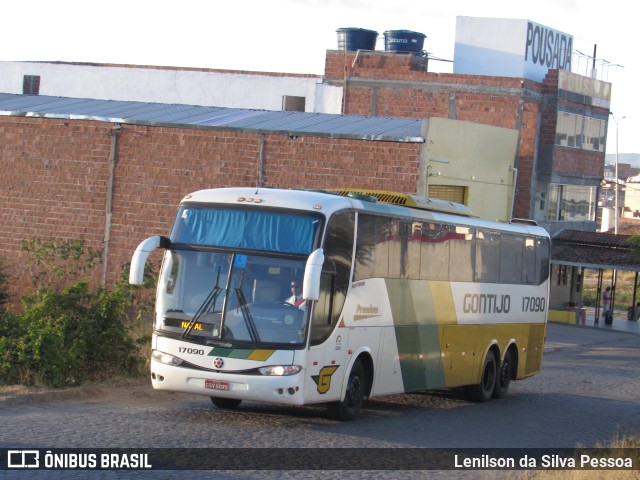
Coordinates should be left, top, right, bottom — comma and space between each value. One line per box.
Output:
259, 365, 302, 376
152, 350, 183, 366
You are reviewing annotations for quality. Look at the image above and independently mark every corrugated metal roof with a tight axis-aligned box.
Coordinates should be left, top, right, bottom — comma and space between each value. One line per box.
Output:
0, 93, 424, 142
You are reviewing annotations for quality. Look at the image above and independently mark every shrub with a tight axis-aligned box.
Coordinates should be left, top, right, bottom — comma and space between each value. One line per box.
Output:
20, 238, 102, 292
0, 238, 156, 387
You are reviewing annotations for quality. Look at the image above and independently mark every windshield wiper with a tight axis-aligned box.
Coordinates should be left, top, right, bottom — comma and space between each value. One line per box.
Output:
235, 287, 260, 344
183, 267, 222, 339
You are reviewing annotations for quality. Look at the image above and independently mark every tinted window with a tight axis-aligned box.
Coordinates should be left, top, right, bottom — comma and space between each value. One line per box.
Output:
310, 211, 354, 346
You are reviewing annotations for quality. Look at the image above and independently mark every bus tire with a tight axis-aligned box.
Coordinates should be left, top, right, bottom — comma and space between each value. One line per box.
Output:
467, 351, 497, 403
493, 350, 513, 399
327, 359, 366, 421
210, 397, 242, 409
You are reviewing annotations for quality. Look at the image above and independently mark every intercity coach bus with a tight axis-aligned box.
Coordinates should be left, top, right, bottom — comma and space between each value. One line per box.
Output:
129, 187, 550, 420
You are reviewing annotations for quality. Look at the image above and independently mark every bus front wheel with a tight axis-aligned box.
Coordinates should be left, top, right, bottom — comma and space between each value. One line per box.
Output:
467, 351, 497, 403
327, 359, 366, 421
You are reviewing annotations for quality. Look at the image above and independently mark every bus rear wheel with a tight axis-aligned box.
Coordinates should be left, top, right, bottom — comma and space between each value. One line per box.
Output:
467, 351, 497, 403
493, 350, 513, 399
327, 359, 366, 421
210, 397, 242, 409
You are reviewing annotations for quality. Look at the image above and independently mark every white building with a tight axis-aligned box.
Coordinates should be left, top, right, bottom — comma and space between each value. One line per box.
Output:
0, 61, 343, 114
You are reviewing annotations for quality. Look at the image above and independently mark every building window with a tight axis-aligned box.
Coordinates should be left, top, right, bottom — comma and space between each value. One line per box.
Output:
282, 96, 306, 112
555, 111, 606, 153
584, 116, 604, 151
23, 75, 40, 95
546, 184, 597, 222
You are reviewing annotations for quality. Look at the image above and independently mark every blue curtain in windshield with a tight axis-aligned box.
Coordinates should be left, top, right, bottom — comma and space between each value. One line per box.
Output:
172, 208, 318, 254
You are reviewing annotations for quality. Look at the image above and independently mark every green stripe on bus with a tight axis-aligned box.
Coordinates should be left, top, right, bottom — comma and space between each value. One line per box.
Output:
209, 347, 234, 357
394, 325, 445, 390
385, 280, 446, 391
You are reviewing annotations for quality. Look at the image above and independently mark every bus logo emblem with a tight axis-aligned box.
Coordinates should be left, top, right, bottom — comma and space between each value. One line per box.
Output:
312, 365, 340, 394
213, 357, 224, 369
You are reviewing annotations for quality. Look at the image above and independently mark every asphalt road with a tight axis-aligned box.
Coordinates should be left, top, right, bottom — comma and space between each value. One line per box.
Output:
1, 322, 639, 479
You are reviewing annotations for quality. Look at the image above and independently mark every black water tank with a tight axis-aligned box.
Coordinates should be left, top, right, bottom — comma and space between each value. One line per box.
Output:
383, 30, 426, 54
336, 28, 378, 51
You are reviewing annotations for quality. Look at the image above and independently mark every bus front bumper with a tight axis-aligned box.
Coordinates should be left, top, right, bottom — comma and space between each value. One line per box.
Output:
150, 358, 306, 406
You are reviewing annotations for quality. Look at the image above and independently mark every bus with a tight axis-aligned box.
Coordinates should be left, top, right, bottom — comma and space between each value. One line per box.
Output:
129, 187, 550, 420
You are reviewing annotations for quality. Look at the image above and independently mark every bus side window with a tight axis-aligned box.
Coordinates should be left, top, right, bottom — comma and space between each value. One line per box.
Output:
420, 222, 450, 281
310, 273, 334, 345
449, 226, 475, 282
537, 238, 551, 284
354, 214, 375, 281
310, 211, 354, 346
500, 234, 524, 284
475, 230, 500, 283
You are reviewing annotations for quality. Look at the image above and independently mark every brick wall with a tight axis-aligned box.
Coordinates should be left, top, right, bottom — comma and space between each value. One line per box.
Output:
0, 118, 111, 294
551, 148, 603, 177
0, 116, 422, 307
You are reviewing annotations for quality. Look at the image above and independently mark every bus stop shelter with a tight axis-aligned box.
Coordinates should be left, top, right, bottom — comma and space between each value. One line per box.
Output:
551, 230, 640, 322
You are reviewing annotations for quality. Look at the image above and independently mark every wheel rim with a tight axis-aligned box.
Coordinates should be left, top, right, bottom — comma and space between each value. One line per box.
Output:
499, 359, 511, 387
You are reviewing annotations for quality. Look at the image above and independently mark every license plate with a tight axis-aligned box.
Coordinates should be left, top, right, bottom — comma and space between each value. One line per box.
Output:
205, 380, 229, 391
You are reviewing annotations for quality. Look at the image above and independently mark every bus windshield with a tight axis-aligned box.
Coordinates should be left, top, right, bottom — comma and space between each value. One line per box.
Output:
158, 250, 310, 346
155, 207, 323, 347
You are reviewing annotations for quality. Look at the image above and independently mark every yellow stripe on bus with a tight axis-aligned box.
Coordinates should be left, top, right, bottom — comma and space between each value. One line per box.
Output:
246, 349, 276, 361
429, 281, 457, 324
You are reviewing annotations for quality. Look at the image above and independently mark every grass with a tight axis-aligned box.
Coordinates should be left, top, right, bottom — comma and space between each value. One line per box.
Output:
582, 269, 640, 316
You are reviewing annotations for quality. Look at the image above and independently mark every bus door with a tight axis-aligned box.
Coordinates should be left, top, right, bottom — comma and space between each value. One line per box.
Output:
302, 210, 355, 404
303, 269, 351, 404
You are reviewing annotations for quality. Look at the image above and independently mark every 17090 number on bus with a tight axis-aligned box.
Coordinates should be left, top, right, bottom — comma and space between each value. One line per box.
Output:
522, 296, 546, 312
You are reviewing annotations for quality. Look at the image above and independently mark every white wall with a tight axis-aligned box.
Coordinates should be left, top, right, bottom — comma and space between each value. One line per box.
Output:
0, 61, 343, 114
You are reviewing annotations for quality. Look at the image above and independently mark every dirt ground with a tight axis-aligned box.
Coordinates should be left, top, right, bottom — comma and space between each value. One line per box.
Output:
0, 376, 154, 408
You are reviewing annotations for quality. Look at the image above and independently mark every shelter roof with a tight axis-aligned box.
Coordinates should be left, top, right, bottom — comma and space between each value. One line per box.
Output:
552, 230, 640, 272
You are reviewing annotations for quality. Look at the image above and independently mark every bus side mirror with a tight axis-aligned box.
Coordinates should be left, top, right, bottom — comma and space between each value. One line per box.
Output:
303, 248, 324, 301
129, 235, 169, 285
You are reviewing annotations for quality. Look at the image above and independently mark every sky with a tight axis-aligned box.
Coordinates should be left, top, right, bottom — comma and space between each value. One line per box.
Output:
2, 0, 636, 154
